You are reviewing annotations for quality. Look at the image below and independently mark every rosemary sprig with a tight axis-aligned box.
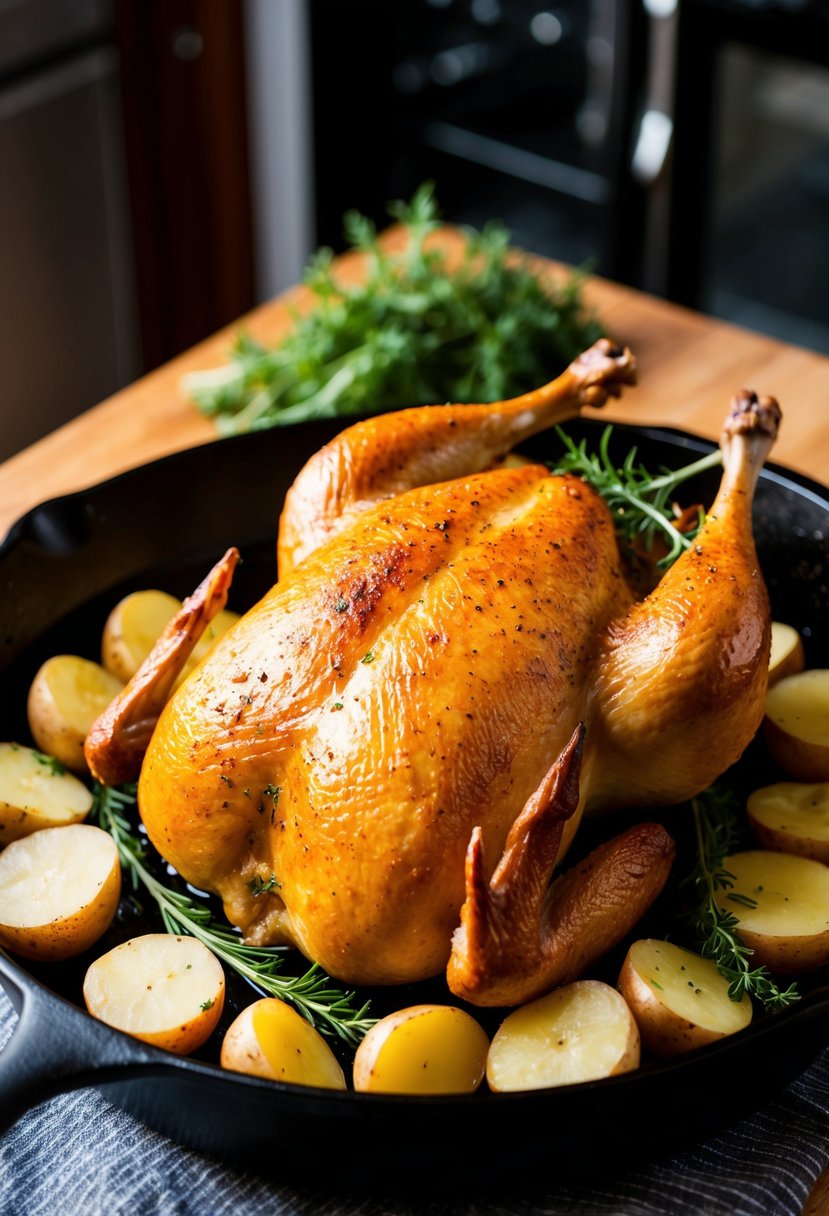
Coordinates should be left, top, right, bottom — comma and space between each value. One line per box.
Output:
91, 783, 375, 1046
684, 785, 799, 1010
550, 425, 722, 567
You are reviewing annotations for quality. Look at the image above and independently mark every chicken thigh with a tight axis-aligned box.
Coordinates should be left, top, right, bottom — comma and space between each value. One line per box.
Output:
87, 340, 781, 1005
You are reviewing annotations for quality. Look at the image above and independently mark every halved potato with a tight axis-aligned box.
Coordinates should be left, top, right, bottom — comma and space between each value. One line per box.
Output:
715, 850, 829, 972
84, 933, 225, 1055
618, 939, 752, 1057
101, 589, 240, 688
764, 669, 829, 781
486, 980, 640, 1093
0, 742, 93, 843
27, 655, 124, 773
768, 622, 805, 688
101, 589, 182, 682
221, 997, 346, 1089
352, 1004, 488, 1095
0, 823, 120, 960
747, 782, 829, 863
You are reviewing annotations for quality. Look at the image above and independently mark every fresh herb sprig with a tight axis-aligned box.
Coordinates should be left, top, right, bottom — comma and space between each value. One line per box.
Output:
92, 783, 375, 1045
684, 784, 799, 1010
549, 425, 722, 567
182, 183, 603, 434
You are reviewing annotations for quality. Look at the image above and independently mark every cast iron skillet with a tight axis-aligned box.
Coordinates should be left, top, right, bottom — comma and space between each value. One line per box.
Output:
0, 417, 827, 1189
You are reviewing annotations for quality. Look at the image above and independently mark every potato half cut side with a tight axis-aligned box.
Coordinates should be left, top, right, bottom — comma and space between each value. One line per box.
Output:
618, 939, 752, 1057
84, 933, 225, 1055
715, 850, 829, 972
0, 742, 93, 843
764, 669, 829, 782
0, 823, 120, 961
221, 998, 346, 1089
352, 1004, 489, 1094
747, 782, 829, 864
486, 980, 640, 1093
768, 622, 805, 688
27, 655, 124, 774
102, 590, 182, 682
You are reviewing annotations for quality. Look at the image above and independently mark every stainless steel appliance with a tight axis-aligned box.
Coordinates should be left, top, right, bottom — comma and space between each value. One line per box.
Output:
308, 0, 829, 354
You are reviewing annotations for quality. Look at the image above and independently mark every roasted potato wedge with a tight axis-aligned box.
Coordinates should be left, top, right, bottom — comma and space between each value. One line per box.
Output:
747, 781, 829, 863
27, 655, 124, 773
715, 850, 829, 972
764, 669, 829, 782
0, 742, 93, 843
768, 622, 805, 688
0, 823, 120, 960
618, 939, 752, 1057
84, 933, 225, 1055
221, 997, 346, 1089
352, 1004, 488, 1095
486, 980, 640, 1092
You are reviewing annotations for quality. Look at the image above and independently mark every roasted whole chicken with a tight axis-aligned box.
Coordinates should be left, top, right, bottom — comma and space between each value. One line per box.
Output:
86, 339, 782, 1006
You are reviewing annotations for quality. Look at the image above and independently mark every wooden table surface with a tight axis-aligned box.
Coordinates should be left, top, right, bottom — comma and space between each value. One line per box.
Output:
0, 228, 828, 541
1, 231, 828, 1207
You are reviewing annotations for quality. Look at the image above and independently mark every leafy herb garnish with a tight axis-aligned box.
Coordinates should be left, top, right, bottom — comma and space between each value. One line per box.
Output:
248, 873, 281, 897
182, 183, 602, 434
91, 783, 375, 1044
683, 784, 799, 1010
32, 750, 67, 776
549, 425, 721, 567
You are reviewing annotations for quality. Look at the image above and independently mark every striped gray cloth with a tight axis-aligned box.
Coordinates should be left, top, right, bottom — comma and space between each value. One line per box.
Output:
0, 990, 827, 1216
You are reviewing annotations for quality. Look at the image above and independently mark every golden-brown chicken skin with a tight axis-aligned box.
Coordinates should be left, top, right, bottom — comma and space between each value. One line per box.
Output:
88, 340, 780, 1005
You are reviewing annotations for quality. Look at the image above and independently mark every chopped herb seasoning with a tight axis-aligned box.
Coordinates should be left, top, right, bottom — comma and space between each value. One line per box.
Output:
248, 873, 282, 897
32, 751, 66, 776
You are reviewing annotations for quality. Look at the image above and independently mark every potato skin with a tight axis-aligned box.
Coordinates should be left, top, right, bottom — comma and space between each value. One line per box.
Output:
221, 998, 346, 1090
764, 717, 829, 783
764, 669, 829, 782
27, 656, 124, 775
27, 672, 86, 774
352, 1004, 489, 1094
747, 783, 829, 864
617, 954, 747, 1057
101, 589, 181, 682
736, 924, 829, 974
618, 957, 706, 1056
716, 850, 829, 973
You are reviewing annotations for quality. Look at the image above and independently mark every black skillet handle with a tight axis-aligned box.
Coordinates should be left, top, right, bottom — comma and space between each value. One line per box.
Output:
0, 950, 165, 1132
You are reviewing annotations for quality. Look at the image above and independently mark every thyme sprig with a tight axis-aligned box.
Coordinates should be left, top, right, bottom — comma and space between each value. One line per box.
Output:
550, 425, 722, 567
684, 785, 799, 1010
91, 783, 375, 1046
